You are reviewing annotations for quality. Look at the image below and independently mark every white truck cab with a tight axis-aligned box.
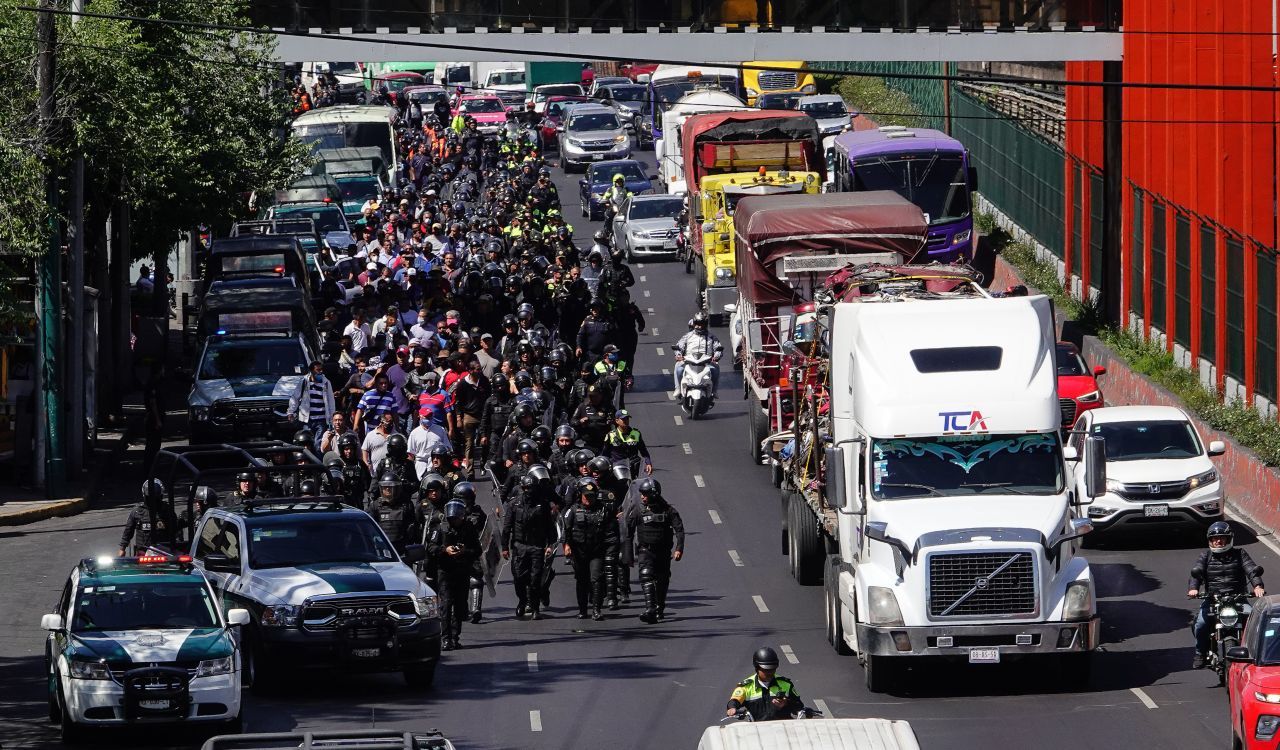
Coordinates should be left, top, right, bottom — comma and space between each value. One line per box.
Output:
818, 292, 1099, 691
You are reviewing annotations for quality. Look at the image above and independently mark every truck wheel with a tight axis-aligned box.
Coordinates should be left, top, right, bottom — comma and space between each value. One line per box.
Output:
771, 460, 783, 488
864, 655, 896, 694
245, 631, 279, 695
1058, 653, 1091, 691
825, 556, 852, 655
790, 494, 824, 585
404, 662, 437, 691
747, 406, 768, 464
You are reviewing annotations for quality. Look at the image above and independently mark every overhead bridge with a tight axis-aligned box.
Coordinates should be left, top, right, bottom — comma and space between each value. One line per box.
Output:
254, 0, 1123, 62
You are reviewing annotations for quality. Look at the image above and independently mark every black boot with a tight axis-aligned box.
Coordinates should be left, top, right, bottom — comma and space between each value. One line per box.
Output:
469, 585, 483, 624
639, 581, 658, 624
604, 557, 619, 610
591, 582, 604, 620
527, 585, 543, 620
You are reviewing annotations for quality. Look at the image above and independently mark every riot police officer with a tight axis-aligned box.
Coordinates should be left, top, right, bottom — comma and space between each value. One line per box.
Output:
367, 434, 414, 504
415, 473, 450, 585
501, 470, 558, 620
428, 499, 480, 650
454, 482, 492, 624
366, 472, 417, 555
501, 439, 542, 503
179, 486, 219, 543
571, 385, 612, 453
563, 478, 619, 621
625, 478, 685, 623
336, 433, 370, 506
119, 479, 178, 556
228, 471, 260, 503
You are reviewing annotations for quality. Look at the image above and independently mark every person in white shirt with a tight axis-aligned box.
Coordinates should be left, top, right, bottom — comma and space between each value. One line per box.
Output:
407, 409, 453, 478
343, 309, 371, 353
409, 309, 435, 349
370, 307, 404, 351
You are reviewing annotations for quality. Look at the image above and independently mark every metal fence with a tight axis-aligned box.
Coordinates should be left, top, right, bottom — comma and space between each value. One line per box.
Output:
810, 61, 949, 131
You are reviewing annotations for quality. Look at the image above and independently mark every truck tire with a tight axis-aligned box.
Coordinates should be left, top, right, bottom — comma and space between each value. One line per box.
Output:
863, 655, 896, 693
747, 405, 768, 464
791, 494, 824, 585
824, 557, 852, 655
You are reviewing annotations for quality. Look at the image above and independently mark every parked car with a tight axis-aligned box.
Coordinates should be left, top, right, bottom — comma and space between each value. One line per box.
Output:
558, 104, 631, 172
578, 160, 654, 220
380, 71, 426, 105
1228, 595, 1280, 749
1068, 404, 1226, 533
611, 194, 685, 261
452, 94, 507, 135
187, 330, 315, 444
797, 93, 855, 135
1056, 341, 1106, 427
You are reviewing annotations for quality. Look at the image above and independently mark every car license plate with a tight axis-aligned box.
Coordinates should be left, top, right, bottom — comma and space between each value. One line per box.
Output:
352, 648, 381, 658
968, 647, 1000, 664
591, 154, 604, 160
664, 239, 678, 249
139, 700, 171, 710
1144, 504, 1169, 517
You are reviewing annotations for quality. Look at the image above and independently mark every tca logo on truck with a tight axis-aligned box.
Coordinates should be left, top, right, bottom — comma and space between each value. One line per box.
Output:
939, 410, 989, 432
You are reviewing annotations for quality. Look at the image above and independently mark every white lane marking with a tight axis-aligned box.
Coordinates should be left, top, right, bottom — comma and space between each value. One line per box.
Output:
637, 263, 645, 268
682, 442, 693, 454
694, 474, 706, 487
1131, 687, 1158, 709
812, 698, 833, 718
652, 327, 660, 336
753, 595, 770, 613
674, 415, 683, 426
656, 346, 665, 356
780, 644, 799, 664
644, 289, 651, 297
530, 710, 543, 732
662, 368, 671, 375
709, 509, 722, 525
640, 275, 647, 282
647, 307, 655, 313
528, 652, 538, 672
728, 550, 744, 567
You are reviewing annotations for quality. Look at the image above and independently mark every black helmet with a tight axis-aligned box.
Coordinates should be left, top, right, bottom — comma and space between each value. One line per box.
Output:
753, 647, 780, 671
516, 438, 538, 456
637, 477, 661, 497
555, 424, 577, 441
235, 471, 256, 484
386, 434, 408, 459
587, 456, 611, 476
528, 464, 551, 484
572, 448, 595, 468
530, 425, 552, 448
1208, 520, 1234, 553
429, 444, 453, 461
338, 432, 360, 452
298, 479, 319, 496
503, 314, 518, 328
193, 486, 219, 507
520, 473, 539, 491
593, 230, 607, 242
452, 482, 477, 506
445, 500, 466, 519
515, 371, 534, 390
692, 310, 709, 329
513, 402, 536, 420
378, 472, 401, 490
140, 478, 165, 504
420, 473, 448, 495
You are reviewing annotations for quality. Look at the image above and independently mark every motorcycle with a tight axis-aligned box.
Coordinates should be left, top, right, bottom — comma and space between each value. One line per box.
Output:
1199, 591, 1252, 685
722, 706, 823, 723
678, 354, 716, 419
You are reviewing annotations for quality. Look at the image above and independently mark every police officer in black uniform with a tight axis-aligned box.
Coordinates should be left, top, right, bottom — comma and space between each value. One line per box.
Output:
119, 479, 178, 556
499, 403, 539, 468
179, 486, 219, 543
479, 372, 515, 465
415, 473, 450, 585
572, 385, 612, 454
563, 478, 619, 621
366, 472, 417, 555
625, 478, 685, 623
367, 433, 414, 504
454, 482, 491, 624
501, 439, 542, 503
428, 499, 480, 650
336, 433, 370, 506
501, 470, 558, 620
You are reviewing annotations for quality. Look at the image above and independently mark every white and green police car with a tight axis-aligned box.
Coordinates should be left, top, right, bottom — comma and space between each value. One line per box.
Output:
42, 554, 246, 741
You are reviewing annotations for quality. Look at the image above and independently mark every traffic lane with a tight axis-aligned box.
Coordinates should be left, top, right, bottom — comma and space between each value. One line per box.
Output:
630, 256, 1266, 748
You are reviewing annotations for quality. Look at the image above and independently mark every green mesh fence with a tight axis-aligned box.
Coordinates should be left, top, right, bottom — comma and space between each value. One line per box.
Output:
809, 61, 948, 130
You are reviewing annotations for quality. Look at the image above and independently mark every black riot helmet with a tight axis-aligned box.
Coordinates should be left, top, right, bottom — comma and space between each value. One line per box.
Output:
338, 432, 360, 455
386, 434, 408, 459
555, 424, 577, 442
298, 479, 319, 496
528, 464, 551, 484
520, 473, 539, 492
513, 402, 536, 422
420, 473, 448, 497
516, 439, 538, 457
637, 477, 661, 497
140, 478, 165, 505
587, 456, 611, 476
193, 486, 220, 508
235, 471, 256, 485
572, 448, 595, 469
753, 647, 780, 672
452, 482, 478, 506
530, 425, 552, 449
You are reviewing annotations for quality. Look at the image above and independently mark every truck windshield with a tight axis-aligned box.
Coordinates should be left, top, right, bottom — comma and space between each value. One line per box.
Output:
336, 176, 379, 201
652, 77, 739, 112
200, 338, 306, 380
852, 153, 970, 224
488, 70, 525, 86
274, 204, 347, 234
1089, 420, 1201, 461
246, 516, 398, 568
870, 433, 1063, 499
73, 581, 219, 632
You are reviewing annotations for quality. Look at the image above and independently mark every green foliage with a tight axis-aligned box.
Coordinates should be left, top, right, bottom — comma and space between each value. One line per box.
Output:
831, 75, 926, 128
985, 210, 1280, 465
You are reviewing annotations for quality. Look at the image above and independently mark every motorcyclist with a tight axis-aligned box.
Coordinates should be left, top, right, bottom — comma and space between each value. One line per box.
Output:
600, 174, 630, 239
725, 647, 806, 722
673, 310, 723, 397
1188, 521, 1265, 668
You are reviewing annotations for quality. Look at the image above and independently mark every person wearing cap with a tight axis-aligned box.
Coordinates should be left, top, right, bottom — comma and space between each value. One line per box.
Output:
475, 333, 501, 379
417, 369, 455, 435
575, 298, 614, 362
593, 344, 630, 410
427, 495, 480, 650
408, 405, 454, 479
603, 409, 652, 476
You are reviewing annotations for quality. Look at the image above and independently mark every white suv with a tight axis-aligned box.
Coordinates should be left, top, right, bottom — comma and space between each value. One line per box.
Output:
1068, 405, 1226, 533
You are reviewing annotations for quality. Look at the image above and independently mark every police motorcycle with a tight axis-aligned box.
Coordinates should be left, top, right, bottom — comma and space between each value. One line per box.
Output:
722, 707, 824, 723
1199, 591, 1252, 685
677, 353, 715, 419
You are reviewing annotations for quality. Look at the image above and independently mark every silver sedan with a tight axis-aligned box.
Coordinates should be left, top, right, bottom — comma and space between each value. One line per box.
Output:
611, 195, 685, 262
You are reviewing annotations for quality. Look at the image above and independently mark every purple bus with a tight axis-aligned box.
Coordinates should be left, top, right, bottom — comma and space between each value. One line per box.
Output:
829, 126, 977, 262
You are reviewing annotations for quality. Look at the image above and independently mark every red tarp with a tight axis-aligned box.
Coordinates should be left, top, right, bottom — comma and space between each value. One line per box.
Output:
733, 192, 929, 306
681, 110, 824, 191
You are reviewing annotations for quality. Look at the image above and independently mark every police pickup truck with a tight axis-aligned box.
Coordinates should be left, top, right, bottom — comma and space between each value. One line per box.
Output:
190, 498, 442, 691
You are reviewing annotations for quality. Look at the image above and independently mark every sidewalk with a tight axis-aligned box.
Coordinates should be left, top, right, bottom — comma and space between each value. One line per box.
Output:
0, 426, 129, 527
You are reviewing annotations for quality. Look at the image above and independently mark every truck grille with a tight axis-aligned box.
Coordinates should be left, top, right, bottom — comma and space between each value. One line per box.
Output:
496, 90, 525, 106
758, 71, 798, 90
925, 232, 949, 250
211, 397, 289, 422
1059, 398, 1077, 426
928, 551, 1037, 619
301, 594, 417, 631
1115, 480, 1190, 501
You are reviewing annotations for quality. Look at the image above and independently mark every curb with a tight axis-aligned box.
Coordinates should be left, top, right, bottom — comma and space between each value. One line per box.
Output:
0, 497, 91, 527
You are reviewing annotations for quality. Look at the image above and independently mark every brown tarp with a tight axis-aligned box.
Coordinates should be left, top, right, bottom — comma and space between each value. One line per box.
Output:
733, 192, 929, 306
681, 110, 824, 190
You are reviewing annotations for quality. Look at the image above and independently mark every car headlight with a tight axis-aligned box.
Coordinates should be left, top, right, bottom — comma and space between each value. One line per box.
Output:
715, 267, 735, 282
1219, 605, 1240, 628
1105, 479, 1124, 493
195, 656, 234, 677
1189, 468, 1218, 489
68, 658, 112, 680
567, 138, 583, 147
952, 229, 972, 245
613, 135, 626, 144
1062, 580, 1093, 621
1256, 693, 1280, 704
866, 586, 904, 626
1076, 390, 1102, 404
746, 87, 759, 99
1257, 715, 1280, 740
414, 594, 440, 618
800, 84, 817, 94
260, 604, 301, 627
190, 405, 209, 422
630, 228, 649, 239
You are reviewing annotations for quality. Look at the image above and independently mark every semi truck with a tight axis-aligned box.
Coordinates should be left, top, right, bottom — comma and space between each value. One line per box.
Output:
680, 110, 825, 319
655, 89, 748, 194
730, 192, 928, 464
769, 263, 1100, 693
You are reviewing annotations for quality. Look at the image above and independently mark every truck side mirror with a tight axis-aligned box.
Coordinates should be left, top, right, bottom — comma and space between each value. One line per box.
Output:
746, 319, 766, 356
968, 165, 978, 192
402, 543, 427, 564
824, 446, 846, 510
1084, 435, 1107, 499
203, 553, 240, 574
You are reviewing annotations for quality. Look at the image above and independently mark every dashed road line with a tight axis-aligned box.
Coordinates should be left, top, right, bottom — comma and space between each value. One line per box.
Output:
644, 289, 651, 297
652, 327, 659, 336
709, 509, 722, 525
682, 442, 693, 454
728, 550, 744, 567
780, 644, 799, 664
753, 595, 770, 613
662, 368, 671, 375
640, 275, 647, 282
674, 415, 683, 426
812, 698, 833, 718
528, 652, 538, 672
656, 346, 665, 356
694, 474, 706, 487
647, 307, 655, 313
637, 263, 645, 269
1131, 687, 1158, 709
529, 710, 543, 732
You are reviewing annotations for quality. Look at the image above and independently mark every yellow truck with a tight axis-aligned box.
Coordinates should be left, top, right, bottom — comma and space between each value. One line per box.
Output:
740, 61, 815, 106
693, 169, 821, 321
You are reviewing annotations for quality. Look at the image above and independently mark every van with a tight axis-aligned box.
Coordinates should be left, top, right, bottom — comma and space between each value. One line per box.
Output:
697, 719, 920, 750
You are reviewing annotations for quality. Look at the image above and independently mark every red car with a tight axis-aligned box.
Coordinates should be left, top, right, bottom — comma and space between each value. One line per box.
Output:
620, 62, 659, 81
1055, 341, 1105, 428
380, 72, 426, 105
1229, 595, 1280, 748
539, 95, 591, 151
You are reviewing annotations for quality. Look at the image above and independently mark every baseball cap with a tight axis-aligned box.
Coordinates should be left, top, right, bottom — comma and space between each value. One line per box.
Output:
480, 332, 494, 341
366, 262, 378, 271
614, 409, 630, 419
396, 346, 410, 356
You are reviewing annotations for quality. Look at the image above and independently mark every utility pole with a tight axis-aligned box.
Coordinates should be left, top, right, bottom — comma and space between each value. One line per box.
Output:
67, 0, 85, 474
35, 0, 64, 495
